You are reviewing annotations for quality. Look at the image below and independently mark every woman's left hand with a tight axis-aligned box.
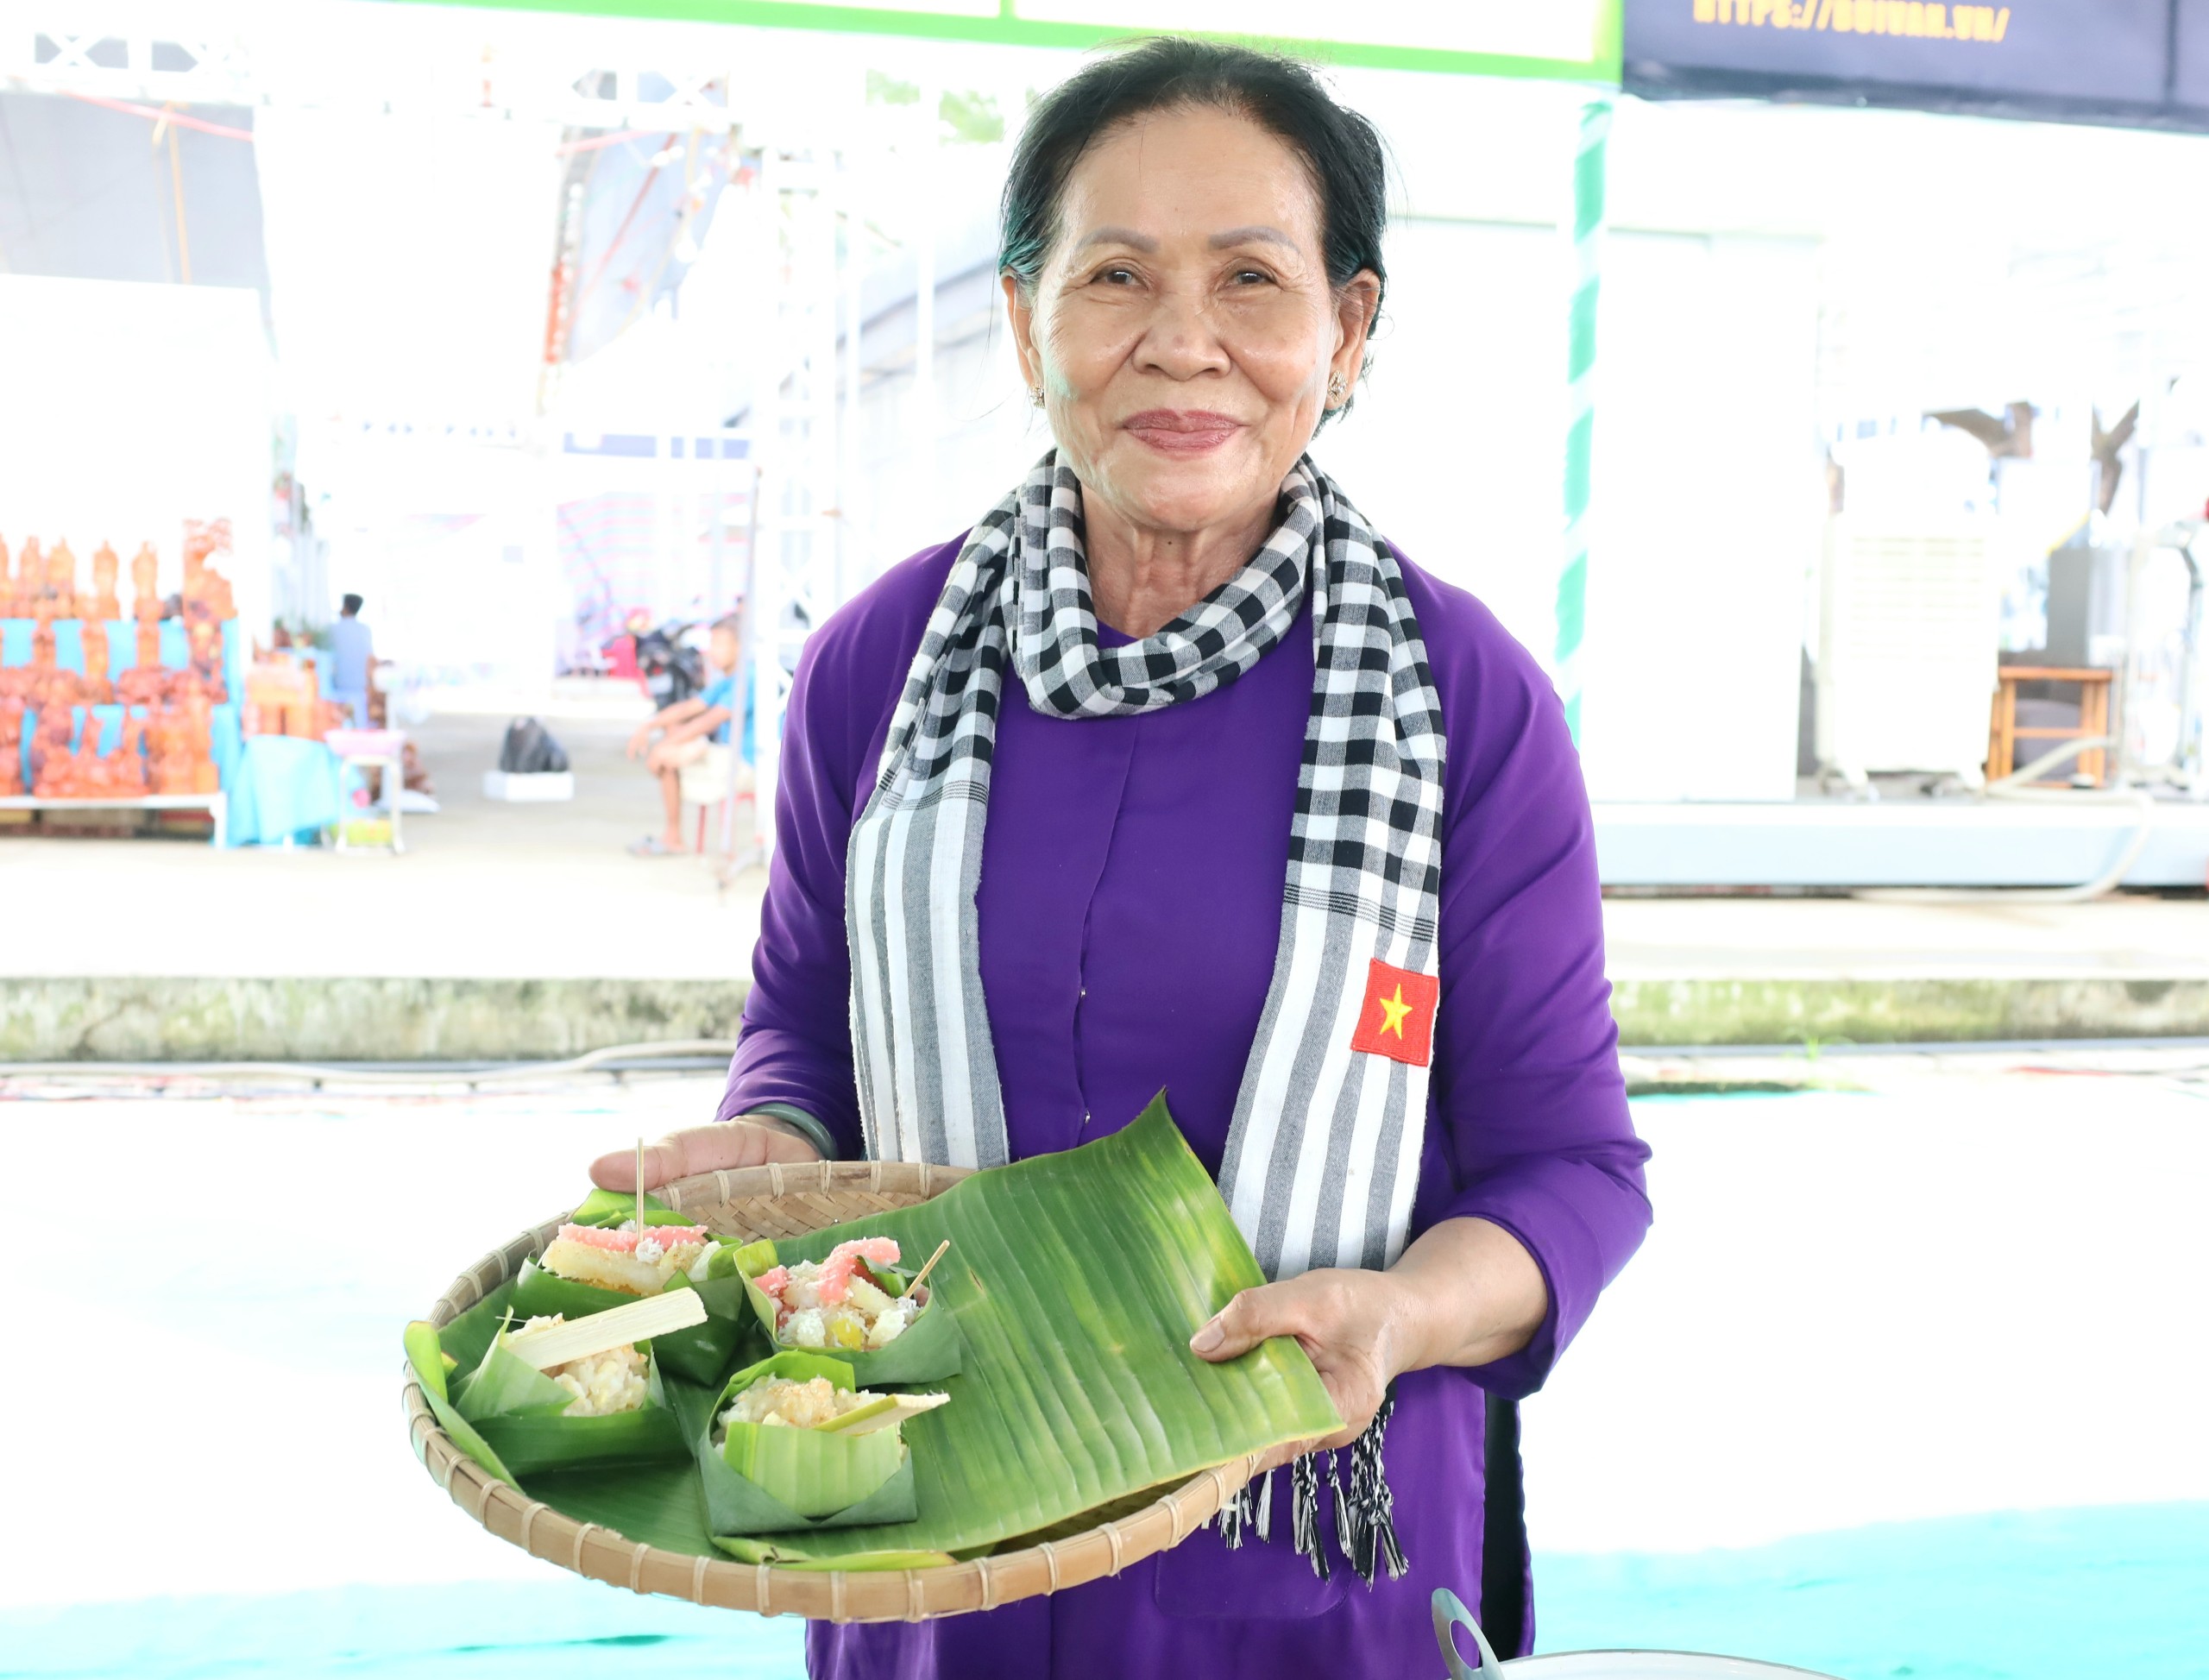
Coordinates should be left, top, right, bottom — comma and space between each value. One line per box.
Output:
1189, 1268, 1406, 1457
1185, 1218, 1552, 1468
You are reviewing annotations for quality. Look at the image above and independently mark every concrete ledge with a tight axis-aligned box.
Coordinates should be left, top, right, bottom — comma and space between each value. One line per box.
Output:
4, 974, 2207, 1062
1610, 977, 2209, 1046
0, 978, 752, 1062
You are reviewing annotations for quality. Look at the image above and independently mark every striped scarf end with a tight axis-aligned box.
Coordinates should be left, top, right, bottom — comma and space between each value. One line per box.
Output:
1213, 1391, 1407, 1586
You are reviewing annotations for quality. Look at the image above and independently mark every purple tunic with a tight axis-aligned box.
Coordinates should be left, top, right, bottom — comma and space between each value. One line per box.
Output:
721, 534, 1652, 1679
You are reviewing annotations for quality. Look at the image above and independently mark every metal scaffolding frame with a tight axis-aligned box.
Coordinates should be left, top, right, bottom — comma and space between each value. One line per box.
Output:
744, 141, 852, 865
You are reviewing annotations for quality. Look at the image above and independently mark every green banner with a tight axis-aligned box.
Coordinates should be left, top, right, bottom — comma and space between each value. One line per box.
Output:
390, 0, 1623, 81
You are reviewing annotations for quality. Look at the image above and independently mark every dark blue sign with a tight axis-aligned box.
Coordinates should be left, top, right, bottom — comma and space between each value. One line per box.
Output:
2176, 0, 2209, 106
1626, 0, 2204, 127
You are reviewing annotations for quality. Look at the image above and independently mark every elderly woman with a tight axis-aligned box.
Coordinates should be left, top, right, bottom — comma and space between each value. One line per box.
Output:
594, 37, 1650, 1679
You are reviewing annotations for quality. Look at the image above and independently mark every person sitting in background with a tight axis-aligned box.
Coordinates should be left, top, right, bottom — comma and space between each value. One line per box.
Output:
626, 613, 748, 856
327, 594, 374, 727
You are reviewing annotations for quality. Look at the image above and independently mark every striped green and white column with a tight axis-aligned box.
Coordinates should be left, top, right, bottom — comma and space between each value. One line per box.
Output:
1557, 95, 1611, 746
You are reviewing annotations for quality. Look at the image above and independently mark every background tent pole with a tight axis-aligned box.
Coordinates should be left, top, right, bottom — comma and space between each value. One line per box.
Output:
1558, 94, 1610, 747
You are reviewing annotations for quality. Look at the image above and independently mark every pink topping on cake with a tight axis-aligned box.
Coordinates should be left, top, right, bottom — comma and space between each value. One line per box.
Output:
556, 1223, 711, 1252
753, 1265, 791, 1299
828, 1237, 901, 1268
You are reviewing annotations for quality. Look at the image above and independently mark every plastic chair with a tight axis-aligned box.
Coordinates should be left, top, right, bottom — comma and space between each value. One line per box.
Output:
1432, 1591, 1839, 1678
679, 743, 754, 856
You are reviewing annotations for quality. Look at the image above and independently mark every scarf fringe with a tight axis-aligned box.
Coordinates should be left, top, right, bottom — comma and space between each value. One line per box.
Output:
1217, 1390, 1406, 1586
1340, 1390, 1408, 1582
1291, 1451, 1331, 1582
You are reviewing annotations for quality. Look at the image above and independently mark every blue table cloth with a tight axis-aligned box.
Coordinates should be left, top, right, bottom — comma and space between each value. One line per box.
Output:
225, 733, 342, 846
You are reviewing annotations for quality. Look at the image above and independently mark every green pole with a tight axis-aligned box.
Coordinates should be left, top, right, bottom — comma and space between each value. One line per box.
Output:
1558, 94, 1610, 746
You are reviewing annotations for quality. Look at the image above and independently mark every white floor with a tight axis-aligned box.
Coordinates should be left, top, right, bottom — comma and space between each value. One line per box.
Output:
1523, 1066, 2209, 1554
6, 1077, 714, 1611
0, 714, 767, 980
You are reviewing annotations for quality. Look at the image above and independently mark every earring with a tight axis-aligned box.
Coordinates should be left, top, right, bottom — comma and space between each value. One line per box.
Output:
1326, 374, 1346, 406
1029, 387, 1046, 409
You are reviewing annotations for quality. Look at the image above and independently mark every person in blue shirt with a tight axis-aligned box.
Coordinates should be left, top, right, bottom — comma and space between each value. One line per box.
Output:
626, 613, 750, 855
327, 594, 374, 727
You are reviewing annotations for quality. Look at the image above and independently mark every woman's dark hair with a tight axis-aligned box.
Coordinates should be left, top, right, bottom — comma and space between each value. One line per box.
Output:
1000, 37, 1388, 406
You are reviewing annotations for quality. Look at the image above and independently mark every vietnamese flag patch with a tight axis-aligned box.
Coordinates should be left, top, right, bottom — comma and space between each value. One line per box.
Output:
1348, 958, 1439, 1067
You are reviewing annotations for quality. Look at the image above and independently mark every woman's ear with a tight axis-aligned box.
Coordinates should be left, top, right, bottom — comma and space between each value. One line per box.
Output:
1002, 271, 1041, 392
1331, 269, 1381, 392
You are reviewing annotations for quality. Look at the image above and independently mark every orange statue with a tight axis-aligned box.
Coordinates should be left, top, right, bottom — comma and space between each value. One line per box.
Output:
35, 723, 143, 799
80, 622, 113, 705
135, 620, 163, 671
90, 542, 122, 620
0, 697, 22, 796
181, 687, 218, 793
180, 518, 237, 625
97, 715, 149, 796
0, 532, 14, 619
46, 537, 78, 620
186, 619, 227, 699
147, 707, 183, 794
28, 705, 72, 795
182, 518, 230, 572
18, 538, 43, 616
131, 542, 160, 614
24, 618, 80, 712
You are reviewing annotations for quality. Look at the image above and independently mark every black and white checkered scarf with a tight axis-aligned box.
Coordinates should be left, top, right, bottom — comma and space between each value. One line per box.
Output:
846, 450, 1446, 1284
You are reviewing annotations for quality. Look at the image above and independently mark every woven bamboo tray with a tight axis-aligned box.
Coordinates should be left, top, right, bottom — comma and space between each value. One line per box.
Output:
402, 1157, 1266, 1623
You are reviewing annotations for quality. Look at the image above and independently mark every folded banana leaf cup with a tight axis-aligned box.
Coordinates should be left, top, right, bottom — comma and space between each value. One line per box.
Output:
686, 1350, 928, 1548
405, 1315, 689, 1479
733, 1241, 963, 1386
512, 1195, 749, 1387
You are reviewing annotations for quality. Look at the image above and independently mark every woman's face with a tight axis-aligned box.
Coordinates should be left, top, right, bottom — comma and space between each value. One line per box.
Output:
1004, 105, 1378, 541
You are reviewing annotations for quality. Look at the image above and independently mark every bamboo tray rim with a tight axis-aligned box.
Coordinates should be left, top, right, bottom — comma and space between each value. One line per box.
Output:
402, 1156, 1265, 1623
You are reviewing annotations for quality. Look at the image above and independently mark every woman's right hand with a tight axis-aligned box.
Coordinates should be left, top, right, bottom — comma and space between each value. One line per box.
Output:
624, 725, 652, 760
589, 1114, 822, 1194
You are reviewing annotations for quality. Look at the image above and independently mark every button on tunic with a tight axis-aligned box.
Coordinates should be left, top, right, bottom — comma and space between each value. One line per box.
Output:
721, 533, 1652, 1680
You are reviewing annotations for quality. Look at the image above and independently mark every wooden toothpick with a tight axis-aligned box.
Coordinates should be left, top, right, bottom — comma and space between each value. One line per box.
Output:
906, 1238, 951, 1297
636, 1136, 646, 1231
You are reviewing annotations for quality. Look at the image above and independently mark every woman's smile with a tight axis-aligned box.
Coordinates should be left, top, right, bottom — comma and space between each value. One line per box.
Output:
1120, 408, 1245, 455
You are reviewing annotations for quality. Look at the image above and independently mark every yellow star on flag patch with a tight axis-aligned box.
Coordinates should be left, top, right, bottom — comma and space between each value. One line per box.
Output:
1349, 959, 1439, 1067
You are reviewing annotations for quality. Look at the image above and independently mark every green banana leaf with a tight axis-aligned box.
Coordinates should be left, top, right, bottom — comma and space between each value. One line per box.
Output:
733, 1251, 964, 1386
435, 1318, 689, 1476
404, 1320, 519, 1488
509, 1262, 747, 1387
419, 1097, 1340, 1570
